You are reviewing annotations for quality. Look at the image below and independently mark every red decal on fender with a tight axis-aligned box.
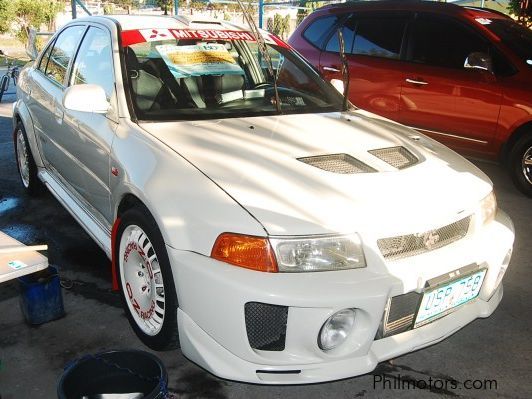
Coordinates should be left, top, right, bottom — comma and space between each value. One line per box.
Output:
111, 217, 121, 291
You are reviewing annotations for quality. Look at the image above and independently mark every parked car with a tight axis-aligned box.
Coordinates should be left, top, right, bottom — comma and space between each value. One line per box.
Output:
289, 1, 532, 196
13, 14, 514, 384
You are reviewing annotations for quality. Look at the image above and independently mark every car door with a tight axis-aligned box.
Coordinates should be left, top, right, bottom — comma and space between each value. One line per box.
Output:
62, 25, 118, 224
27, 25, 87, 188
398, 14, 502, 157
319, 12, 411, 121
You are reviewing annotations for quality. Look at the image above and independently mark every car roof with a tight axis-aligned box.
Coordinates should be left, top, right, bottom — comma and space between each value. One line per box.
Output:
315, 0, 508, 20
74, 14, 263, 34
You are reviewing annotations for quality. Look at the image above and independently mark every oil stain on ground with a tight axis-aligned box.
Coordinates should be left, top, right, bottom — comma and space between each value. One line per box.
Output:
170, 369, 227, 399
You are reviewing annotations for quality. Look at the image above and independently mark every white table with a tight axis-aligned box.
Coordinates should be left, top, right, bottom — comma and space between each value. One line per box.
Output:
0, 231, 48, 283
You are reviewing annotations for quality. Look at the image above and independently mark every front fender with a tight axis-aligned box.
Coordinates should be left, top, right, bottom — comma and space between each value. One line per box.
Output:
110, 120, 267, 255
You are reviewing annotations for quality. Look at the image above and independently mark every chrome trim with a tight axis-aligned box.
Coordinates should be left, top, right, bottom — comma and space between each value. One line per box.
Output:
322, 66, 340, 73
523, 146, 532, 185
412, 127, 489, 145
405, 78, 428, 85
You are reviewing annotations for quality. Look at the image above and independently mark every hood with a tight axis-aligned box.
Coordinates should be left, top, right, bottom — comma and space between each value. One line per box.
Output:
141, 111, 492, 236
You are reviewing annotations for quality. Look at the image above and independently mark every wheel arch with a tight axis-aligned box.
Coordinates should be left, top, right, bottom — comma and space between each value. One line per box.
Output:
12, 101, 44, 168
500, 121, 532, 165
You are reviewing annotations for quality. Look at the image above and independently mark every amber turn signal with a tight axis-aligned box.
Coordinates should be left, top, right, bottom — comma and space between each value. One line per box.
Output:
211, 233, 278, 272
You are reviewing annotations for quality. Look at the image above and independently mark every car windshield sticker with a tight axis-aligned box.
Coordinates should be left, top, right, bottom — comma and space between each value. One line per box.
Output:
475, 18, 492, 25
121, 28, 287, 48
8, 260, 28, 270
156, 43, 244, 78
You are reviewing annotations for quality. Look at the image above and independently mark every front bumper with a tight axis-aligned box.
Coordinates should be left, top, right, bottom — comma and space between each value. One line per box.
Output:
169, 210, 514, 384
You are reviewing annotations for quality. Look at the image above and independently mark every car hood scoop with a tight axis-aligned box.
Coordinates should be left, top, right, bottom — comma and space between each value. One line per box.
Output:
297, 154, 376, 174
368, 146, 418, 169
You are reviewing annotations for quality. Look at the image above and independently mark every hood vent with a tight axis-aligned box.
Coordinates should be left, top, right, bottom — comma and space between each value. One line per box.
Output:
298, 154, 376, 174
369, 146, 418, 169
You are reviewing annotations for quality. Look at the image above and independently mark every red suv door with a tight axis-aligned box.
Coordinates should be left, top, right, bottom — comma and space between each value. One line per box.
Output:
398, 14, 503, 158
319, 12, 411, 121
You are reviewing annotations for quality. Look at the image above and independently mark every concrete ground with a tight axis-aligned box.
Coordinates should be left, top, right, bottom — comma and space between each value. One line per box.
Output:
0, 91, 530, 399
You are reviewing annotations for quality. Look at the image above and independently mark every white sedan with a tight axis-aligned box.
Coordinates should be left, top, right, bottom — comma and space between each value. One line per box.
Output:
13, 14, 514, 384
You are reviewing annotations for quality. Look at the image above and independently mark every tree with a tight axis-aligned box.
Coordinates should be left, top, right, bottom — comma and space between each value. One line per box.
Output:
0, 0, 15, 34
13, 0, 64, 44
157, 0, 173, 15
508, 0, 531, 27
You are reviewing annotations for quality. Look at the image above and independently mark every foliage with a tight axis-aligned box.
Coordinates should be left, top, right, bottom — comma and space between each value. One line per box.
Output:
157, 0, 172, 15
271, 13, 290, 39
0, 0, 15, 34
508, 0, 531, 27
13, 0, 65, 44
103, 3, 116, 15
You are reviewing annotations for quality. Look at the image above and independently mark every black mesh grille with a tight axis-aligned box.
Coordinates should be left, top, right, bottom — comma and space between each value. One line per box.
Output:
377, 292, 422, 339
245, 302, 288, 351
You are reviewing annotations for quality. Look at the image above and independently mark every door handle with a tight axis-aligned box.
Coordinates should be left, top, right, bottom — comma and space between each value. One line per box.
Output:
405, 78, 428, 85
323, 66, 341, 73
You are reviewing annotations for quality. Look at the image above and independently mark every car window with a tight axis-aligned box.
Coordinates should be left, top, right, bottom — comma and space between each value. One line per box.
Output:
71, 26, 114, 100
38, 40, 55, 73
303, 15, 339, 49
45, 25, 86, 85
408, 16, 489, 69
352, 17, 406, 59
325, 15, 356, 53
483, 18, 531, 68
123, 31, 345, 120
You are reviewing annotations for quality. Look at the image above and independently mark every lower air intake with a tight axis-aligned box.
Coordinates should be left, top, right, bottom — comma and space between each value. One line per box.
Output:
245, 302, 288, 351
377, 291, 421, 339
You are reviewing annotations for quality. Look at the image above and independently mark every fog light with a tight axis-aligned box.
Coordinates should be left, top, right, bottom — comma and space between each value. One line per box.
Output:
318, 309, 355, 351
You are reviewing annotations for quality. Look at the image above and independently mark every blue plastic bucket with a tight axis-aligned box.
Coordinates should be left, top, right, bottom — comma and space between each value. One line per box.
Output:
57, 350, 168, 399
18, 265, 65, 325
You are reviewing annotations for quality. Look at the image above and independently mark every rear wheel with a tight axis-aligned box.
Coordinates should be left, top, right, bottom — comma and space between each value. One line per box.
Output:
14, 122, 43, 196
0, 74, 9, 102
508, 133, 532, 197
116, 208, 180, 350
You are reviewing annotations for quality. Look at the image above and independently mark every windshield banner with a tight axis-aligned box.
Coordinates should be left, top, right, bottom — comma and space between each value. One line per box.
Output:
156, 43, 244, 78
121, 28, 287, 48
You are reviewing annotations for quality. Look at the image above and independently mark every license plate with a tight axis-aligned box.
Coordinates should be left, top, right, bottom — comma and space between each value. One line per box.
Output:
415, 269, 487, 327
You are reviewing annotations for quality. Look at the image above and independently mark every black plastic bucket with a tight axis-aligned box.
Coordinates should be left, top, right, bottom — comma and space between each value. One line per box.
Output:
18, 265, 65, 325
57, 350, 168, 399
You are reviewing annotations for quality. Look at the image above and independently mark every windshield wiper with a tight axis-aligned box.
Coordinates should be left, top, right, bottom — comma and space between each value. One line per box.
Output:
235, 0, 281, 114
337, 28, 350, 112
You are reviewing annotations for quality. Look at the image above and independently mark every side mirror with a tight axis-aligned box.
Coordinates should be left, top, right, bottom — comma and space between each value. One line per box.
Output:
464, 52, 493, 73
63, 84, 110, 114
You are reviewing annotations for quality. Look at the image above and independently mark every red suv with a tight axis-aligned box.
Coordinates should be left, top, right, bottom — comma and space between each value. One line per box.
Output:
289, 1, 532, 196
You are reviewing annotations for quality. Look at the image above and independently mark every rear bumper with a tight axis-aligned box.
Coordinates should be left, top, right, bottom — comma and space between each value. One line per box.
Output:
168, 210, 513, 384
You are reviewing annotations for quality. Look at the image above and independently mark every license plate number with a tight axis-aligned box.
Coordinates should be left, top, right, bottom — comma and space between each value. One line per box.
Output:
415, 269, 487, 327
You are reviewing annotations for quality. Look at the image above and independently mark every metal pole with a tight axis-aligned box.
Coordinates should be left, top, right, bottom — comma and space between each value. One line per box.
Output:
174, 0, 179, 15
480, 0, 485, 8
71, 0, 77, 19
259, 0, 263, 28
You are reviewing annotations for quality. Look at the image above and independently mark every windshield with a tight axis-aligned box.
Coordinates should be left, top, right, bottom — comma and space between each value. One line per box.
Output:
483, 19, 532, 67
121, 28, 345, 120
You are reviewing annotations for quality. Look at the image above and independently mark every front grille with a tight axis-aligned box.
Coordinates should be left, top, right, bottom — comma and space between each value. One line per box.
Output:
298, 154, 376, 174
245, 302, 288, 351
377, 216, 471, 261
377, 291, 421, 339
369, 146, 418, 169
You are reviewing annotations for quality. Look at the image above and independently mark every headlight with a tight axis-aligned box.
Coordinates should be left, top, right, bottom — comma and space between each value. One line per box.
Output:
479, 191, 497, 225
269, 234, 366, 272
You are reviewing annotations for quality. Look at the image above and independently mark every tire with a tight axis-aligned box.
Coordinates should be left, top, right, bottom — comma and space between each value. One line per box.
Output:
0, 75, 8, 102
115, 207, 180, 351
14, 122, 44, 196
508, 133, 532, 197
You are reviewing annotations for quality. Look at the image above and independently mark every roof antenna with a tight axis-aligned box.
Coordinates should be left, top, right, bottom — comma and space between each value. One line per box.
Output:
234, 0, 282, 113
337, 28, 350, 111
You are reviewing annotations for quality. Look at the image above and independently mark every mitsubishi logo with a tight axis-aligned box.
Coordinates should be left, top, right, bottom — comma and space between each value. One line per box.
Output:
148, 29, 167, 39
422, 230, 440, 250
